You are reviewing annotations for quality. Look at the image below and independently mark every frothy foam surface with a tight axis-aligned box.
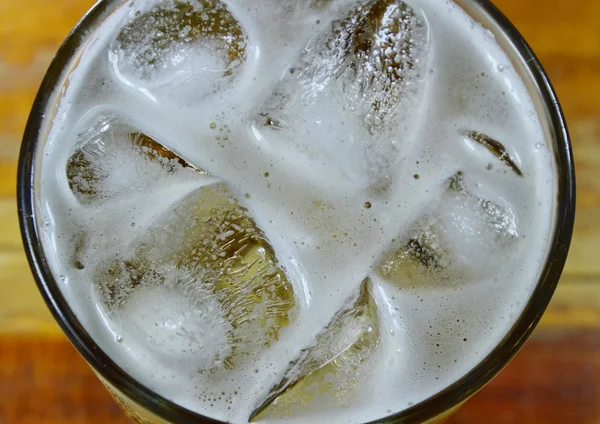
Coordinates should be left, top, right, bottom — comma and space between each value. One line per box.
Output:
38, 0, 555, 423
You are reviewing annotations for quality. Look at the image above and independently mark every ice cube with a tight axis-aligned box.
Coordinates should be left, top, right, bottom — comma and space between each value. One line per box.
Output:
377, 172, 518, 288
117, 267, 234, 371
112, 0, 247, 90
261, 0, 427, 129
442, 171, 518, 245
66, 115, 203, 203
96, 182, 297, 369
462, 130, 523, 176
377, 216, 459, 288
254, 0, 428, 190
250, 278, 380, 421
287, 0, 423, 117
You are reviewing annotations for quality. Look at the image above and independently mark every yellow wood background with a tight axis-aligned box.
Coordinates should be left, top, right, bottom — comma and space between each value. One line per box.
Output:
0, 0, 599, 423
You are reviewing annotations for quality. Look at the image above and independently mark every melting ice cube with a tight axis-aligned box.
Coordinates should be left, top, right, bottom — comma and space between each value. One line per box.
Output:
250, 277, 380, 420
96, 182, 297, 370
111, 0, 247, 94
254, 0, 428, 191
463, 130, 523, 176
66, 115, 202, 204
377, 171, 518, 288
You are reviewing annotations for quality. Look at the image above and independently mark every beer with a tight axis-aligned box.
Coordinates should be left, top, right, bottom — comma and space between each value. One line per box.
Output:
35, 0, 555, 422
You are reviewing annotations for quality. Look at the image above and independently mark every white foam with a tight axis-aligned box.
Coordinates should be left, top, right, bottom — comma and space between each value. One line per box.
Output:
38, 0, 556, 423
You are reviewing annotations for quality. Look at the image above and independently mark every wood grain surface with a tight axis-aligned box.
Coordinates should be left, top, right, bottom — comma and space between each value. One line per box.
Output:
1, 0, 599, 423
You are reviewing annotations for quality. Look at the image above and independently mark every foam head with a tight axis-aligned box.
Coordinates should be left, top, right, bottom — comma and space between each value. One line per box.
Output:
38, 0, 555, 423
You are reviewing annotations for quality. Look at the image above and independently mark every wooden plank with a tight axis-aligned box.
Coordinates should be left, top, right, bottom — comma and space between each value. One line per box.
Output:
0, 0, 599, 423
0, 163, 17, 198
448, 329, 600, 424
0, 330, 598, 424
0, 0, 96, 147
560, 119, 600, 276
0, 198, 21, 249
495, 0, 600, 57
0, 336, 128, 424
539, 277, 600, 329
495, 0, 600, 119
0, 251, 60, 336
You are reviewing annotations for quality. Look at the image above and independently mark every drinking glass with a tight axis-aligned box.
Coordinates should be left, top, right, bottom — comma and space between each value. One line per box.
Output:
17, 0, 575, 422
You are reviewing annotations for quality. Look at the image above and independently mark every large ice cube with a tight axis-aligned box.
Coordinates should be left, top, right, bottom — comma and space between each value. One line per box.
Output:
250, 278, 380, 420
377, 171, 518, 288
262, 0, 427, 128
66, 115, 203, 204
96, 182, 297, 370
253, 0, 428, 191
111, 0, 247, 92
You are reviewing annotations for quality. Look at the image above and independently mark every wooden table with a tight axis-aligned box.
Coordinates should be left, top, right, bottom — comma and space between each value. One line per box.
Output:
1, 1, 598, 423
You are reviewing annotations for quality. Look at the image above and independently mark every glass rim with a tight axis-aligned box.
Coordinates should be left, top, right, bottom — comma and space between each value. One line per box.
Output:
17, 0, 575, 423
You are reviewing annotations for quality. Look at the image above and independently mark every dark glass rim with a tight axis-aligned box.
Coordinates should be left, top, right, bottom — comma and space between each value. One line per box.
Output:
17, 1, 575, 423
